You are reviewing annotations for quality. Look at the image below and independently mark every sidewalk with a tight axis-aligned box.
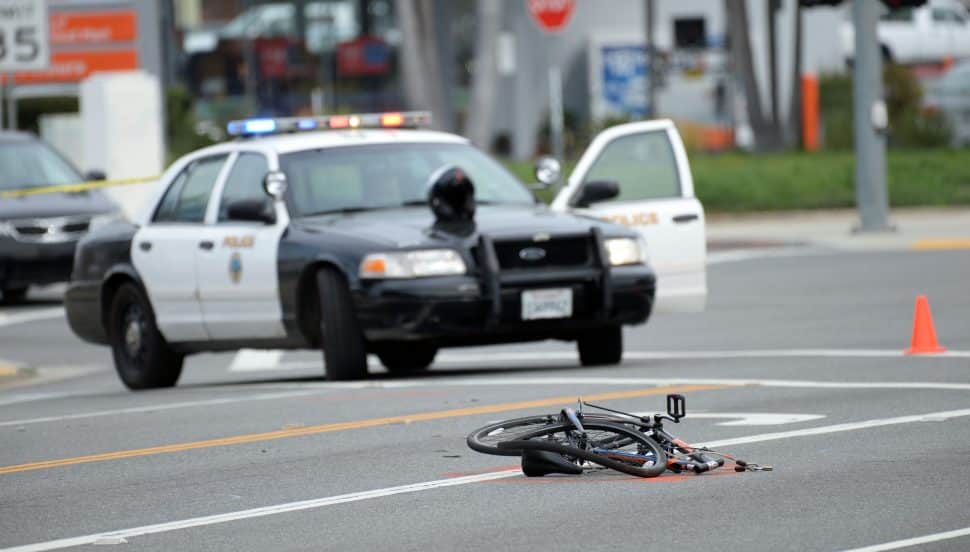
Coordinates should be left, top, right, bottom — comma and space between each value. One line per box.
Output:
706, 207, 970, 252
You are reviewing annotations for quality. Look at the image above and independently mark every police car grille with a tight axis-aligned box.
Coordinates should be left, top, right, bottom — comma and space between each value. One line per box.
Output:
493, 236, 590, 270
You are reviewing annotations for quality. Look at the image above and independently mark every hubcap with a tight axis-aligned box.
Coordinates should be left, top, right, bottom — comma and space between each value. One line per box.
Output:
123, 306, 145, 359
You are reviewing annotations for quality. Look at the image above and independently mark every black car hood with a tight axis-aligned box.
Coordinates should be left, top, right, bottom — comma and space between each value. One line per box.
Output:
0, 190, 118, 221
293, 204, 622, 247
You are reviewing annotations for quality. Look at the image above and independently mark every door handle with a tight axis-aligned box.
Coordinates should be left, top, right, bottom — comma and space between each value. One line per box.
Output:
138, 241, 152, 252
198, 240, 214, 251
672, 213, 699, 224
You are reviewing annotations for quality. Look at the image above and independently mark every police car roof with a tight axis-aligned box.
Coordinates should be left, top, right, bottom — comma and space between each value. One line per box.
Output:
203, 128, 469, 156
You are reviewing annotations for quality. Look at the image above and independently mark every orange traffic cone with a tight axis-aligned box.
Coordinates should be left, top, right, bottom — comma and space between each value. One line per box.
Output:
904, 295, 947, 355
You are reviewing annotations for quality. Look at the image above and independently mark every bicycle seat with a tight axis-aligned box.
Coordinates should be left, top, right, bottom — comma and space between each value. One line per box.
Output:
520, 449, 583, 477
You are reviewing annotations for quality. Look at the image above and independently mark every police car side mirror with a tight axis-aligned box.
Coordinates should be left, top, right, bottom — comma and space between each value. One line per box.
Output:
263, 171, 288, 200
227, 199, 276, 225
532, 156, 561, 189
573, 180, 619, 208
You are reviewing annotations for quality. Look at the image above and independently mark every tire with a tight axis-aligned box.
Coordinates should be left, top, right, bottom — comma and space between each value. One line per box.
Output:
108, 283, 183, 390
502, 437, 667, 478
495, 420, 667, 478
578, 325, 622, 366
317, 267, 368, 381
467, 415, 562, 456
376, 341, 438, 375
1, 286, 28, 304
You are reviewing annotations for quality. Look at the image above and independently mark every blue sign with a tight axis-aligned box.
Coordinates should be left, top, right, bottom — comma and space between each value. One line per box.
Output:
601, 45, 649, 118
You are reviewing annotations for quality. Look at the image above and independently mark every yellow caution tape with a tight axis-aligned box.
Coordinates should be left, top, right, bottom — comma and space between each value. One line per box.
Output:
0, 175, 161, 199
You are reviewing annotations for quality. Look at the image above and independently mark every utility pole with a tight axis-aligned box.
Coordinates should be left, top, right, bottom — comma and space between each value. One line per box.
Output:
851, 0, 892, 232
645, 0, 656, 119
767, 0, 780, 139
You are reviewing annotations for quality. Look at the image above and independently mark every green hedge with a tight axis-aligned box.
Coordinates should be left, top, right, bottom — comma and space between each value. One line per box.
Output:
504, 149, 970, 212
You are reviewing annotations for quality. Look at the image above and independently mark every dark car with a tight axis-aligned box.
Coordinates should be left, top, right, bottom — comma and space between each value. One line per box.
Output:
0, 132, 118, 303
64, 113, 656, 389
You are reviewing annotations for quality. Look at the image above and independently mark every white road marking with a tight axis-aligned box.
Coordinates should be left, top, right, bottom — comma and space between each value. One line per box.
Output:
227, 349, 285, 372
840, 526, 970, 552
2, 375, 968, 429
699, 408, 970, 449
632, 412, 825, 426
228, 348, 970, 373
0, 307, 65, 328
258, 376, 970, 392
0, 470, 521, 552
8, 406, 970, 551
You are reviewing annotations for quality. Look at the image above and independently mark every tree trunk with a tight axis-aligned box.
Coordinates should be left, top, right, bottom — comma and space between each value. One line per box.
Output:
788, 1, 804, 148
725, 0, 772, 149
466, 0, 501, 149
394, 0, 450, 131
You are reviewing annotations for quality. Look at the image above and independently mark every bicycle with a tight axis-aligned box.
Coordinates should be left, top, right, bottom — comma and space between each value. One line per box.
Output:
466, 394, 771, 478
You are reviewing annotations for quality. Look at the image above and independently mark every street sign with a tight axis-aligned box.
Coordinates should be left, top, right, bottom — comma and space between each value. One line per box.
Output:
0, 0, 50, 72
526, 0, 575, 34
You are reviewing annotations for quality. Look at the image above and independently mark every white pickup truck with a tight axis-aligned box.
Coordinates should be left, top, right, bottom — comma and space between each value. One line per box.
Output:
841, 0, 970, 65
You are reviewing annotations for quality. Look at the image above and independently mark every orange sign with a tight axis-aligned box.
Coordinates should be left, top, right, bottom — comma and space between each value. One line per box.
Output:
50, 10, 137, 45
11, 50, 139, 84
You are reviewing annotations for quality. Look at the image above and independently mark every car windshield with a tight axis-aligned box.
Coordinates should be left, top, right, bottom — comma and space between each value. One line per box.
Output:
280, 142, 535, 217
0, 140, 84, 191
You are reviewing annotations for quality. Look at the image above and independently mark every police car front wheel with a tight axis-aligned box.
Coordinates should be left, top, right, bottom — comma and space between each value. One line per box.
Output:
317, 268, 369, 381
577, 325, 623, 366
108, 283, 184, 390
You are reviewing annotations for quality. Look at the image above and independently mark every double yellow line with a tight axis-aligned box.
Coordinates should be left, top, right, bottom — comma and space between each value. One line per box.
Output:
0, 175, 159, 198
0, 383, 732, 475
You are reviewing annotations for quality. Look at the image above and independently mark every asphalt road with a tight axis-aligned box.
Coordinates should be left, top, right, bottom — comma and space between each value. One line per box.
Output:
1, 249, 969, 552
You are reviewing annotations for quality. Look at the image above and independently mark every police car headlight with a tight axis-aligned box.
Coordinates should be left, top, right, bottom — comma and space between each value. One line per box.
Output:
359, 249, 467, 279
605, 237, 646, 266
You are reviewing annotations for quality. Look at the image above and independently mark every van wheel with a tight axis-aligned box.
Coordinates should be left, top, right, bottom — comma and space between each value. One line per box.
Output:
578, 326, 623, 366
317, 267, 368, 380
376, 342, 438, 375
108, 283, 183, 390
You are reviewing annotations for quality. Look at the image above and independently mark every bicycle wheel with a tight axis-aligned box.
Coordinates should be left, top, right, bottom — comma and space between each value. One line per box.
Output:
467, 415, 562, 456
500, 421, 668, 478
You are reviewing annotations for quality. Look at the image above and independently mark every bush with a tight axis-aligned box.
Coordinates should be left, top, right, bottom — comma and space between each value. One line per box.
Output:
819, 65, 952, 149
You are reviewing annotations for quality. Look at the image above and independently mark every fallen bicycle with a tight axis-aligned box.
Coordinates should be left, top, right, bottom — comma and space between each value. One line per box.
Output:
467, 394, 772, 478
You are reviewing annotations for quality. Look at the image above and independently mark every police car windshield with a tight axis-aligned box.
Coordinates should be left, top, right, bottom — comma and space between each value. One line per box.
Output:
281, 143, 534, 217
0, 140, 84, 191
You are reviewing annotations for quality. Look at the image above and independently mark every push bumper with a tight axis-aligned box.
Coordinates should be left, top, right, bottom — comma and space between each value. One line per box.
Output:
355, 259, 655, 346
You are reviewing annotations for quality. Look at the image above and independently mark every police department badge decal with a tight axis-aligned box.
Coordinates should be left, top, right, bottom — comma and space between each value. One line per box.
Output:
229, 253, 243, 284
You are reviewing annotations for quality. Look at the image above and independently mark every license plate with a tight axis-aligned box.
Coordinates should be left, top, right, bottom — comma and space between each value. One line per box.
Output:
521, 288, 573, 320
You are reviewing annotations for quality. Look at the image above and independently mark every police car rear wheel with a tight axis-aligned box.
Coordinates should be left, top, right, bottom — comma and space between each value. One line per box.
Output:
108, 283, 183, 390
317, 268, 368, 381
376, 342, 438, 374
578, 325, 623, 366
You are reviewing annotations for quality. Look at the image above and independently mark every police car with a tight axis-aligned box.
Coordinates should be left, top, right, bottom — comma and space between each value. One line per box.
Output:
65, 112, 706, 389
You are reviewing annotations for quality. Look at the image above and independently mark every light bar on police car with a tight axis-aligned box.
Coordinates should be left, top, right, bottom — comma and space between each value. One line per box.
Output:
226, 111, 432, 137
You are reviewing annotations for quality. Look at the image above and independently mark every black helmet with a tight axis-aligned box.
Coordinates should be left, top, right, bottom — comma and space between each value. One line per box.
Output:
427, 165, 475, 222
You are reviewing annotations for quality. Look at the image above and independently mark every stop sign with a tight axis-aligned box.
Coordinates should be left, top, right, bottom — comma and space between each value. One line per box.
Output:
526, 0, 576, 33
